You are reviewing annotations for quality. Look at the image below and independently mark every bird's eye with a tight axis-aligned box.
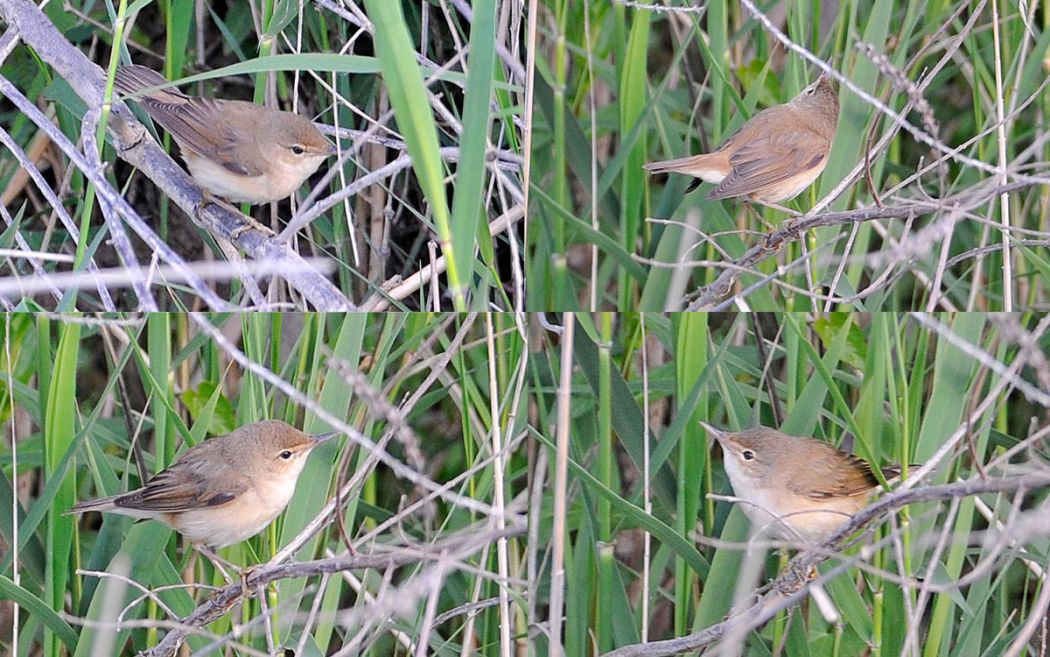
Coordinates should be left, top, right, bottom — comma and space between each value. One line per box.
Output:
279, 450, 294, 460
291, 145, 305, 155
741, 449, 755, 461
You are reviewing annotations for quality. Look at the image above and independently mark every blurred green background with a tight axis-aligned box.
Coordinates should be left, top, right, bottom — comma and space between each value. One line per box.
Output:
529, 311, 1048, 656
0, 312, 528, 655
527, 1, 1049, 311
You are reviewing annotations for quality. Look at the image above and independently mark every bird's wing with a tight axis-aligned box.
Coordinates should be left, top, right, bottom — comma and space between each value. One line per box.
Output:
706, 129, 828, 200
112, 455, 246, 512
135, 96, 263, 177
791, 450, 879, 499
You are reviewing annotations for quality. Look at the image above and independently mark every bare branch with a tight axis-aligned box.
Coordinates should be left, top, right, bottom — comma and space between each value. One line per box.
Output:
685, 180, 1041, 310
0, 258, 334, 304
141, 524, 524, 657
602, 470, 1050, 657
0, 0, 354, 310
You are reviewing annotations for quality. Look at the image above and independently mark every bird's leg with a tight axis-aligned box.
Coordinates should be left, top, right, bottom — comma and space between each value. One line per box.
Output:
743, 202, 777, 232
195, 192, 274, 240
755, 200, 802, 217
194, 543, 238, 585
194, 544, 264, 599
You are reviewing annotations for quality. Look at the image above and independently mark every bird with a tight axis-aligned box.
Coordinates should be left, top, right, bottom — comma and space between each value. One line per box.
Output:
645, 75, 840, 204
68, 420, 337, 551
701, 422, 900, 543
113, 64, 336, 205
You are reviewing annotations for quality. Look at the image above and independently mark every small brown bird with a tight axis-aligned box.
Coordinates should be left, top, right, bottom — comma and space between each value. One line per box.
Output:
645, 75, 840, 203
69, 420, 337, 549
114, 65, 336, 205
701, 422, 900, 543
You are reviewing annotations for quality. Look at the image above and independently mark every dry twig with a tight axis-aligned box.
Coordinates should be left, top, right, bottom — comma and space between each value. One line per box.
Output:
685, 180, 1040, 310
140, 524, 525, 657
603, 470, 1050, 657
0, 0, 354, 310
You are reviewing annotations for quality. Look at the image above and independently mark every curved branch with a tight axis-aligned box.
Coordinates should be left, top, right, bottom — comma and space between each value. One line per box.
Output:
141, 523, 525, 657
685, 179, 1042, 310
602, 470, 1050, 657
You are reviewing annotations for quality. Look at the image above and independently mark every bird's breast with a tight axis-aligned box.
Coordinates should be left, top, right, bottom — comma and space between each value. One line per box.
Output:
182, 151, 322, 204
164, 475, 301, 548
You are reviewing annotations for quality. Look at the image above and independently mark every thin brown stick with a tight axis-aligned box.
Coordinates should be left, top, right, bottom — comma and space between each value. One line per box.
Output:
0, 0, 354, 310
140, 524, 524, 657
603, 470, 1050, 657
685, 180, 1041, 310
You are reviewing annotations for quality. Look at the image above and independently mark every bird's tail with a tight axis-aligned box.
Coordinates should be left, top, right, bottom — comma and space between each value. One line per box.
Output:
113, 65, 188, 103
65, 495, 121, 515
643, 154, 707, 175
644, 153, 727, 180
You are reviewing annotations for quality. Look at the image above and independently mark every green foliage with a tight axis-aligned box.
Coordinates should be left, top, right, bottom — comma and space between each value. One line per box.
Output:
529, 312, 1047, 656
0, 0, 523, 310
1, 313, 527, 655
527, 2, 1050, 310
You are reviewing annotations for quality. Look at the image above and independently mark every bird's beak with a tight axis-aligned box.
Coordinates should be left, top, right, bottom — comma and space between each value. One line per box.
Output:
326, 141, 338, 156
311, 430, 341, 443
817, 72, 837, 91
698, 421, 726, 443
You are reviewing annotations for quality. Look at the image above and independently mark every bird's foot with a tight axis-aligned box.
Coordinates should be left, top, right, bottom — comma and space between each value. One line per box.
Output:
239, 564, 259, 596
229, 217, 275, 240
195, 544, 239, 585
757, 200, 802, 217
195, 193, 275, 240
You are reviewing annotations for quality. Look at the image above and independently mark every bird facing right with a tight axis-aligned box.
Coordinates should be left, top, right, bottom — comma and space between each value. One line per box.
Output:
114, 65, 336, 206
68, 420, 337, 549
